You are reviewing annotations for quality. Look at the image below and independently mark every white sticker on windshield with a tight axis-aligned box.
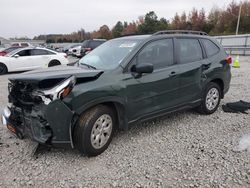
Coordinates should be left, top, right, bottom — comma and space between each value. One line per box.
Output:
119, 43, 136, 48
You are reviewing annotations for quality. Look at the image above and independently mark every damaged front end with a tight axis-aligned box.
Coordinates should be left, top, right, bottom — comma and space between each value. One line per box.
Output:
2, 76, 76, 146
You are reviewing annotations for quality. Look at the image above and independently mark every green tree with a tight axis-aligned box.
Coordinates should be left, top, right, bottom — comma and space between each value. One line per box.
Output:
138, 11, 169, 34
112, 21, 124, 38
138, 11, 158, 34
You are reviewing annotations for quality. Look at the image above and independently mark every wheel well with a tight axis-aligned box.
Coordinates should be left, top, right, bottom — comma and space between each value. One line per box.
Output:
77, 101, 127, 131
0, 62, 8, 72
101, 102, 127, 130
49, 60, 61, 67
211, 79, 224, 98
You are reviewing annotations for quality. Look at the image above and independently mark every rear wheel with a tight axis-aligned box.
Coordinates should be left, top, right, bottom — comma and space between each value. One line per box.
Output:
48, 60, 61, 67
197, 82, 221, 114
0, 63, 7, 75
73, 105, 116, 156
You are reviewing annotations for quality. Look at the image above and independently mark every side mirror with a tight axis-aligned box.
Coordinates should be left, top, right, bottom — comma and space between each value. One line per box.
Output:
13, 54, 19, 58
131, 63, 153, 78
132, 63, 153, 74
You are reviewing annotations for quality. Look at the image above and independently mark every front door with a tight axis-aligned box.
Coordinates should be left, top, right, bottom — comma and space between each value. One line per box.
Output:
124, 38, 181, 121
12, 49, 35, 71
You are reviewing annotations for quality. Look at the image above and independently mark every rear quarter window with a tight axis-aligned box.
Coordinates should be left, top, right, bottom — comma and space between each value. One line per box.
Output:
202, 39, 220, 57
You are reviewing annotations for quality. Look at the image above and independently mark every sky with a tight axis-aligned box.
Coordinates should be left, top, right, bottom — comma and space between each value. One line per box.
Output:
0, 0, 237, 39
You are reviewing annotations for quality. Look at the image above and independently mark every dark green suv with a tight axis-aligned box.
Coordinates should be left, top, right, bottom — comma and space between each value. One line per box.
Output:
2, 30, 231, 156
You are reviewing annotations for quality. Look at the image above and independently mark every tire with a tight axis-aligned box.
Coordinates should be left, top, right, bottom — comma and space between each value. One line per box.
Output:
73, 105, 116, 156
0, 63, 7, 75
48, 60, 61, 67
196, 82, 221, 114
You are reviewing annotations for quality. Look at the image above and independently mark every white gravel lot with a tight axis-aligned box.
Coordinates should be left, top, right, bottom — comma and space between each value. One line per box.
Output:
0, 57, 250, 188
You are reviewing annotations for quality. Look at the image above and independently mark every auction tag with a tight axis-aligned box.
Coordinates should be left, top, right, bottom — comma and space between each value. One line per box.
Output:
119, 43, 136, 48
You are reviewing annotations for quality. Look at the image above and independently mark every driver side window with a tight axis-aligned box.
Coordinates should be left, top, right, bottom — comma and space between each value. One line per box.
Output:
136, 39, 174, 70
17, 50, 31, 57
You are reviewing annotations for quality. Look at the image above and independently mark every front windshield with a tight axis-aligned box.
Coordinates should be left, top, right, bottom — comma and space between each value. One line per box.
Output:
79, 39, 140, 70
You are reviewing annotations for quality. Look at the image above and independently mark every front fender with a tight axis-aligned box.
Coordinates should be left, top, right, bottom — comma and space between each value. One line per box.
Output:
69, 96, 128, 148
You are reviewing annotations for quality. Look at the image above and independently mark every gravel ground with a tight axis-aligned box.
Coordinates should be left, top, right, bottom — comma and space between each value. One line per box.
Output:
0, 57, 250, 188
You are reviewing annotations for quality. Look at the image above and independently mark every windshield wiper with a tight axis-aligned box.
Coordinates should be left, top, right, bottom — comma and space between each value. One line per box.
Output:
80, 63, 97, 70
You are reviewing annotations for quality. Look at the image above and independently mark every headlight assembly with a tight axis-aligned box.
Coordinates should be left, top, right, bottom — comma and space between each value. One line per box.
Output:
34, 76, 76, 105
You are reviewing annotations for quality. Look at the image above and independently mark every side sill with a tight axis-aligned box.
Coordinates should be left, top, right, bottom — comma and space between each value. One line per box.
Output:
128, 99, 202, 125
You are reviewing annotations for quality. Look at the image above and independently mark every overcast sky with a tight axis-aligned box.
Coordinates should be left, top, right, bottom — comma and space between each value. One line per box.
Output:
0, 0, 237, 38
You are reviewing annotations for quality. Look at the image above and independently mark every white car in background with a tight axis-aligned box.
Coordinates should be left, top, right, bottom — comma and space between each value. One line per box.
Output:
11, 42, 32, 47
68, 45, 81, 57
0, 47, 69, 75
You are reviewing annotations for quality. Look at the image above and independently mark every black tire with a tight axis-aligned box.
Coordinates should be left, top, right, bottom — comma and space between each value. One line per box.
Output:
73, 105, 116, 156
0, 63, 7, 75
196, 82, 221, 114
48, 60, 61, 67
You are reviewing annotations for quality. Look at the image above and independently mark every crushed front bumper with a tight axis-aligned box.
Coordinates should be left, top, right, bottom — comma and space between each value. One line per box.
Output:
1, 100, 74, 147
1, 107, 23, 138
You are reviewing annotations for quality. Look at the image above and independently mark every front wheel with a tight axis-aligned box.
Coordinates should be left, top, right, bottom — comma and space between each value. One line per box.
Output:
73, 105, 116, 156
0, 63, 7, 75
197, 82, 221, 114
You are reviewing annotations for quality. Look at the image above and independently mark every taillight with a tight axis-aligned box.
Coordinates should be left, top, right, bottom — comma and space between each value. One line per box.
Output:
226, 56, 232, 64
85, 48, 92, 51
64, 55, 68, 58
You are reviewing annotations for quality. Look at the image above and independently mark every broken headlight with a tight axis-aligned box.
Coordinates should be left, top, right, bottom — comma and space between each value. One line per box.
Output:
34, 76, 76, 105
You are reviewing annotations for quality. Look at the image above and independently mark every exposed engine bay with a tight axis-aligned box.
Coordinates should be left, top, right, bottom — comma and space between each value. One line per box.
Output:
3, 66, 104, 146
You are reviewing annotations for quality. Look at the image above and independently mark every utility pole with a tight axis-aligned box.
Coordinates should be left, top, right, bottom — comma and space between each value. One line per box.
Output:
236, 3, 242, 35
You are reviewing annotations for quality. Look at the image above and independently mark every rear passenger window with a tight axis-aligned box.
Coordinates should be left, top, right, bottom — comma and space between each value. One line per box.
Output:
202, 39, 220, 57
177, 38, 203, 64
31, 49, 54, 55
137, 39, 174, 69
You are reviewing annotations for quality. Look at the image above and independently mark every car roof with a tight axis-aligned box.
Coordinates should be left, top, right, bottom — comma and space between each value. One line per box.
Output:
113, 32, 211, 42
151, 33, 211, 39
113, 35, 151, 41
17, 47, 54, 51
7, 47, 58, 56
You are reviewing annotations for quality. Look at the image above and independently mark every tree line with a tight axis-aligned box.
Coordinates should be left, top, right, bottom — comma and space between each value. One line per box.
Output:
33, 0, 250, 43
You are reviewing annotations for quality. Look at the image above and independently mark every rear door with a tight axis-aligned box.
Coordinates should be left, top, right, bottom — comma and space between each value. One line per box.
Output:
176, 37, 207, 104
125, 38, 181, 120
30, 49, 54, 68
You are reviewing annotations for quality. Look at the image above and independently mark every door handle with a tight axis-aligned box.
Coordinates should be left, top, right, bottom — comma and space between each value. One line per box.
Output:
202, 63, 211, 70
169, 71, 177, 77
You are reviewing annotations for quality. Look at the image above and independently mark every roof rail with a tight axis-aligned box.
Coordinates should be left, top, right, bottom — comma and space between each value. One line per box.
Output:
153, 30, 208, 36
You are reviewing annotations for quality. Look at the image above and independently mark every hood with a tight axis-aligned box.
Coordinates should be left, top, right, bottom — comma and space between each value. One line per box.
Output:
9, 65, 104, 84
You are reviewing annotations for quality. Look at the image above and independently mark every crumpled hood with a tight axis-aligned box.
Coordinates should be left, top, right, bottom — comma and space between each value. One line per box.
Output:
9, 65, 104, 83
